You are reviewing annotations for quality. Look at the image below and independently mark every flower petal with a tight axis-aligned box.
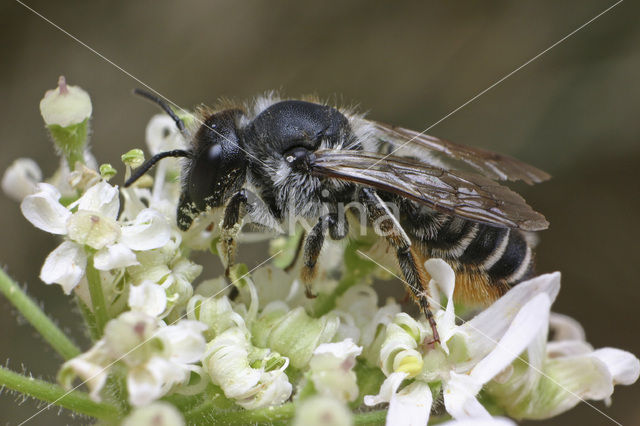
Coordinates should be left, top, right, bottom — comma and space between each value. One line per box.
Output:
129, 281, 167, 317
40, 241, 87, 294
439, 418, 517, 426
387, 381, 433, 426
76, 180, 120, 219
121, 208, 171, 251
444, 372, 492, 419
67, 210, 120, 250
472, 294, 551, 384
160, 320, 208, 364
549, 312, 585, 342
424, 258, 456, 350
2, 158, 42, 201
127, 358, 177, 406
590, 348, 640, 386
455, 273, 559, 363
364, 371, 408, 406
20, 183, 71, 234
94, 243, 139, 270
145, 114, 186, 154
310, 339, 362, 402
445, 294, 551, 419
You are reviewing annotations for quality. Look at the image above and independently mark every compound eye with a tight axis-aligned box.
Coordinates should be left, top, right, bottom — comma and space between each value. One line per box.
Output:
207, 144, 222, 164
284, 146, 310, 168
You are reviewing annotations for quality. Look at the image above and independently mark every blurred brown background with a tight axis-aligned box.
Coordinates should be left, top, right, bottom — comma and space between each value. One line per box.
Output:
1, 1, 638, 424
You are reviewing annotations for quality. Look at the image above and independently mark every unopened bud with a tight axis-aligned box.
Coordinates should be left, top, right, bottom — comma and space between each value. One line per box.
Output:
121, 149, 145, 168
99, 164, 117, 181
39, 76, 92, 167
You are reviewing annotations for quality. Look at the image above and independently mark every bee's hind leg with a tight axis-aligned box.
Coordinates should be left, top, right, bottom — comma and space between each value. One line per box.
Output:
300, 213, 348, 298
359, 188, 440, 344
220, 190, 248, 280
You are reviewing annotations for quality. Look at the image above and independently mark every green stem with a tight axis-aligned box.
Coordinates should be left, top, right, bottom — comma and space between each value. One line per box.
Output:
185, 400, 388, 425
0, 268, 81, 360
86, 255, 109, 337
76, 296, 100, 342
186, 402, 295, 425
0, 366, 120, 421
354, 409, 388, 425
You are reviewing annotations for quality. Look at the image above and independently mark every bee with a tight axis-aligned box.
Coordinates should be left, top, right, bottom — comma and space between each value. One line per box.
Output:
126, 89, 550, 343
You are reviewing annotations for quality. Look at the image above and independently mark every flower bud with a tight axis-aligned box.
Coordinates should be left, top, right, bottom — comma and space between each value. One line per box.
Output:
40, 76, 92, 167
99, 163, 117, 181
251, 306, 340, 369
122, 149, 145, 169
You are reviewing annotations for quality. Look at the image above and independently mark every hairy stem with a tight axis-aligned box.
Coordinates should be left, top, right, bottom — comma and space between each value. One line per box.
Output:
0, 366, 120, 421
0, 268, 80, 360
86, 256, 109, 337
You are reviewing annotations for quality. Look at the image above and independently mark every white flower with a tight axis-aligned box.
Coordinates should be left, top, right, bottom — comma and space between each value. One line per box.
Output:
204, 326, 292, 409
365, 260, 640, 424
335, 284, 401, 348
187, 294, 246, 340
21, 181, 170, 293
364, 371, 433, 426
129, 280, 168, 317
309, 339, 362, 402
60, 311, 207, 406
2, 158, 42, 201
484, 316, 640, 419
58, 340, 111, 401
127, 231, 202, 316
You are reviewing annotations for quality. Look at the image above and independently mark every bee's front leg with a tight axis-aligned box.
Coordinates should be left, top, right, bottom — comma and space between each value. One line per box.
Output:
300, 213, 348, 298
359, 188, 440, 344
220, 190, 248, 278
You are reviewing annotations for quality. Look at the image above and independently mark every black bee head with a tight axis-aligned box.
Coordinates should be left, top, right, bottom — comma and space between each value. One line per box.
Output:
185, 110, 247, 211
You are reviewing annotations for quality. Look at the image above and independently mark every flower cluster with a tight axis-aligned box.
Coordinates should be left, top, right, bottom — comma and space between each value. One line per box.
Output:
1, 78, 638, 426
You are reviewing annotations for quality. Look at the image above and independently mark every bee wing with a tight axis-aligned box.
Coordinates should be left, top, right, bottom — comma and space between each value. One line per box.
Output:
311, 150, 549, 231
372, 122, 550, 185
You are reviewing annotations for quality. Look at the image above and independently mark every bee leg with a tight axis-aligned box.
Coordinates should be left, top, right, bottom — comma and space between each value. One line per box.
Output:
359, 188, 440, 344
220, 190, 248, 279
283, 230, 307, 273
301, 213, 348, 298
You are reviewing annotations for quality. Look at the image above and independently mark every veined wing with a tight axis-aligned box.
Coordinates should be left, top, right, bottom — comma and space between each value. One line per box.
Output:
372, 122, 550, 185
311, 150, 549, 231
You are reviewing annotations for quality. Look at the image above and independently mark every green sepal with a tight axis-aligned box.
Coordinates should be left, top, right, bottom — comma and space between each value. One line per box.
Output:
46, 118, 89, 167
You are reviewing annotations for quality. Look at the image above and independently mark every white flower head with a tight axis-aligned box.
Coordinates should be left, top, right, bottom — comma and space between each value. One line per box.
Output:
204, 326, 292, 409
61, 311, 207, 406
21, 181, 171, 293
366, 262, 639, 424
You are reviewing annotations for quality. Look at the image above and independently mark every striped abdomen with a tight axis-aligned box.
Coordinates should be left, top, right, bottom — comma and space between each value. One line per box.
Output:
401, 210, 534, 304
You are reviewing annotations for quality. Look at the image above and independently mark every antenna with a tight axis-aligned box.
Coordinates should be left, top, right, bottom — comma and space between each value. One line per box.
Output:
133, 88, 186, 133
124, 149, 191, 187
